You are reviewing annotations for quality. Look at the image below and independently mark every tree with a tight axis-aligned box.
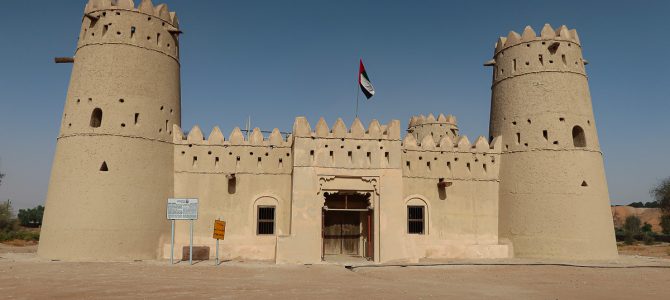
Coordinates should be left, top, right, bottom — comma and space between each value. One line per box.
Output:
0, 171, 4, 187
651, 177, 670, 215
0, 200, 16, 232
623, 215, 641, 245
641, 222, 653, 233
18, 205, 44, 227
661, 215, 670, 235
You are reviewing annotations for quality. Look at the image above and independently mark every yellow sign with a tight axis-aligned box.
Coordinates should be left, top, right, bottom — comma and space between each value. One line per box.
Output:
213, 220, 226, 240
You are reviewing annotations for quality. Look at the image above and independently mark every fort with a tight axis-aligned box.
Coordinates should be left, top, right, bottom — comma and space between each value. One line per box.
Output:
38, 0, 618, 263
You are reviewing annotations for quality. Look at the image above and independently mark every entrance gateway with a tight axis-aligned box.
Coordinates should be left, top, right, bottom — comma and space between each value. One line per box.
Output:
321, 192, 373, 261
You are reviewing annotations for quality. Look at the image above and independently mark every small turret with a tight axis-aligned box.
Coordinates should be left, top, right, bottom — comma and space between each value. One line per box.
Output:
407, 113, 458, 144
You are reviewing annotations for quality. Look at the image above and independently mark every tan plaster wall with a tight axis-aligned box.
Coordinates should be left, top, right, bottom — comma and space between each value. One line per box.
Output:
276, 117, 507, 263
277, 117, 406, 263
490, 25, 617, 259
39, 4, 180, 260
169, 173, 291, 261
167, 128, 293, 261
399, 133, 508, 260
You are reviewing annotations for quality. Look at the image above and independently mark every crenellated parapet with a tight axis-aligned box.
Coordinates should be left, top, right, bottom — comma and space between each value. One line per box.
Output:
292, 117, 403, 169
488, 24, 586, 86
292, 116, 401, 140
407, 113, 459, 144
401, 133, 502, 181
78, 0, 181, 60
173, 124, 293, 175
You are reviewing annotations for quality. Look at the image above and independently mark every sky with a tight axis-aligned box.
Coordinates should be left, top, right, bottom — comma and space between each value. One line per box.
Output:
0, 0, 669, 210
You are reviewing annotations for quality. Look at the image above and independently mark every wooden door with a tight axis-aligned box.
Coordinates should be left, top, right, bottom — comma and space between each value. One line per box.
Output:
323, 211, 360, 256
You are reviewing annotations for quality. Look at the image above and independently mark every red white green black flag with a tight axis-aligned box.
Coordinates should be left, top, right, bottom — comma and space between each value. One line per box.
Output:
359, 59, 375, 99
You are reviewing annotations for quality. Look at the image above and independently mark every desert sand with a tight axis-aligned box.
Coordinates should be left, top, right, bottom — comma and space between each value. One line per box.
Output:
612, 206, 663, 232
1, 244, 669, 299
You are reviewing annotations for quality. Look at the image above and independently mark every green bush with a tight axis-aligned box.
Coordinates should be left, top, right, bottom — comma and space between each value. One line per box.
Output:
641, 222, 653, 233
0, 198, 41, 242
643, 233, 656, 245
0, 230, 39, 242
624, 233, 635, 245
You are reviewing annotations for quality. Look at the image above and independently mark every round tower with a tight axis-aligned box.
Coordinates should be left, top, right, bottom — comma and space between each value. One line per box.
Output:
38, 0, 181, 260
488, 24, 617, 259
407, 113, 459, 143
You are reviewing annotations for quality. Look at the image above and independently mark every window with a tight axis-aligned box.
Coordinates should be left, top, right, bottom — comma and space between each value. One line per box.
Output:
257, 206, 275, 235
90, 108, 102, 128
572, 126, 586, 147
407, 206, 425, 234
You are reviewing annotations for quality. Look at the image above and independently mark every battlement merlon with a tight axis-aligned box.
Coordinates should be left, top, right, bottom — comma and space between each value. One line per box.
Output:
403, 134, 502, 154
173, 124, 293, 147
292, 117, 401, 141
492, 24, 579, 55
85, 0, 180, 29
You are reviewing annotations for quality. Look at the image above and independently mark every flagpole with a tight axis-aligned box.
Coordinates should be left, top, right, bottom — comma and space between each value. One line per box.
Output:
354, 58, 361, 118
355, 88, 360, 119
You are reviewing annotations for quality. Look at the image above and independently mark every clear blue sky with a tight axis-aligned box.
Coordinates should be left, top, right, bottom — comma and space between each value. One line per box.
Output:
0, 0, 668, 210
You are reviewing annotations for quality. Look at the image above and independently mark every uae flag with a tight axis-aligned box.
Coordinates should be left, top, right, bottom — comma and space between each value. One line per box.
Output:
359, 59, 375, 99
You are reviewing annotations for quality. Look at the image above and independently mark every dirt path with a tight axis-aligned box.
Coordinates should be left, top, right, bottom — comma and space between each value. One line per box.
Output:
1, 251, 669, 300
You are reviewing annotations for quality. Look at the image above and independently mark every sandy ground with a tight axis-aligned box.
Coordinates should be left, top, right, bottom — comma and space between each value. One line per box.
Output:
618, 242, 670, 259
1, 244, 670, 299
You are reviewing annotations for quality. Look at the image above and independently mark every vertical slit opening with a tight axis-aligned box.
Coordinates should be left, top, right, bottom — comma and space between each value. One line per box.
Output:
90, 108, 103, 128
572, 126, 586, 147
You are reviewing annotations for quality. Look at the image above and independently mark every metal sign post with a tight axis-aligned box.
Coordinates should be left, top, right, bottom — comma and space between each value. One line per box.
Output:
213, 219, 226, 266
166, 198, 199, 265
170, 219, 175, 264
189, 219, 194, 265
